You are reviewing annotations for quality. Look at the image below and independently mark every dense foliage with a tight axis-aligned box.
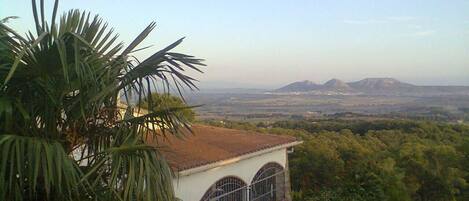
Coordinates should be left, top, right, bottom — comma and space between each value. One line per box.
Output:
0, 1, 203, 200
203, 119, 469, 201
140, 93, 196, 122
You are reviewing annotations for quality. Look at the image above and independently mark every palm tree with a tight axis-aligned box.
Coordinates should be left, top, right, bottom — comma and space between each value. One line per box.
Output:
0, 0, 204, 200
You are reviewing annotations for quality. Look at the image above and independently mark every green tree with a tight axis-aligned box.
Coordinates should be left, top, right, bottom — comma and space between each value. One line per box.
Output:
247, 119, 469, 201
0, 0, 204, 200
140, 93, 196, 122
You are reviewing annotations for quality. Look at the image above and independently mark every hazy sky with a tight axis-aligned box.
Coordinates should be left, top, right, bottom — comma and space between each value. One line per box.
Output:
2, 0, 469, 88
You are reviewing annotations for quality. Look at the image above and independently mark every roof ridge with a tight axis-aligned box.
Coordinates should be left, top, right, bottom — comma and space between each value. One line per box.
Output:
150, 124, 299, 172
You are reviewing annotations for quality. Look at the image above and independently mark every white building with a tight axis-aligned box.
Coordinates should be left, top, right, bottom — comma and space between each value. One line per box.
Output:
155, 125, 302, 201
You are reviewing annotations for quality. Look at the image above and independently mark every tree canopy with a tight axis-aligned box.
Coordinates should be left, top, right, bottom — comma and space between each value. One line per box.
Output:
203, 119, 469, 201
140, 93, 196, 122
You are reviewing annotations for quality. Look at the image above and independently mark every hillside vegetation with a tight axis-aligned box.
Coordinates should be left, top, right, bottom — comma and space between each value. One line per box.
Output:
202, 119, 469, 201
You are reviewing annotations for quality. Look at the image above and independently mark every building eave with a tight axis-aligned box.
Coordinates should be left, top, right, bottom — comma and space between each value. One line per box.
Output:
176, 140, 303, 177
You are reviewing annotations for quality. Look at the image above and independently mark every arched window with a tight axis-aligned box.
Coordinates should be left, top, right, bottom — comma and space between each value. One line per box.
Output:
250, 162, 285, 201
200, 176, 247, 201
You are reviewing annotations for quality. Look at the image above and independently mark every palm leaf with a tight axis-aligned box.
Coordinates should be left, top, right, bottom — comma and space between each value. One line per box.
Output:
0, 0, 204, 200
0, 135, 86, 200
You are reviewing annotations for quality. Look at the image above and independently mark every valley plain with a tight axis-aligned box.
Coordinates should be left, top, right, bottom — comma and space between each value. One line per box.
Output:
187, 78, 469, 122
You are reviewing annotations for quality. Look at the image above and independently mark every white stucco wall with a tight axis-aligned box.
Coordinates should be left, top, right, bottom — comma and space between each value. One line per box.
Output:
172, 148, 287, 201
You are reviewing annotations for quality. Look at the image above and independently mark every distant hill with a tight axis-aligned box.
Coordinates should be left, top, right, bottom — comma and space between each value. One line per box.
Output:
348, 78, 414, 91
274, 78, 469, 96
276, 79, 353, 93
323, 79, 353, 91
276, 80, 321, 92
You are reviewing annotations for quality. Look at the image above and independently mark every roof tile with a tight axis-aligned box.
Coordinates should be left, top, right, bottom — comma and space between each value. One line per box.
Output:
148, 125, 297, 171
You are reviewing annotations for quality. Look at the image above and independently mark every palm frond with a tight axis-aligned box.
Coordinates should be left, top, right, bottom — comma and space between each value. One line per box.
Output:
0, 1, 204, 200
82, 127, 175, 201
0, 135, 86, 201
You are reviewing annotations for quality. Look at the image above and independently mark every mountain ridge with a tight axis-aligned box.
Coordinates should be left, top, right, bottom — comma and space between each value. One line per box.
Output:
323, 79, 353, 91
276, 80, 322, 92
273, 78, 469, 96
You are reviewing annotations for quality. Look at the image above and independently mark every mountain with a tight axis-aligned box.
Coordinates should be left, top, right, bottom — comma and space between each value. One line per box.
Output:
275, 80, 321, 92
275, 79, 352, 92
323, 79, 353, 91
348, 78, 413, 90
274, 78, 469, 96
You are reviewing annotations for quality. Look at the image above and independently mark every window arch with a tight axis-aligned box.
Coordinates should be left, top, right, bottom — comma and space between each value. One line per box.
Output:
250, 162, 285, 201
200, 176, 247, 201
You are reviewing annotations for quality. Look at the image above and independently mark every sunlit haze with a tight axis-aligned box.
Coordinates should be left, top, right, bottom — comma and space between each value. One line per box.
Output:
2, 0, 469, 88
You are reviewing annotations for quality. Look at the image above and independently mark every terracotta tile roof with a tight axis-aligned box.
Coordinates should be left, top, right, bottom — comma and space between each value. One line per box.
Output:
148, 124, 298, 172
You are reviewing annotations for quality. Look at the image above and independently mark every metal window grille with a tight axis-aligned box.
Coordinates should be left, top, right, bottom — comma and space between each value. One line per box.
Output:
250, 163, 285, 201
199, 163, 286, 201
200, 176, 247, 201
